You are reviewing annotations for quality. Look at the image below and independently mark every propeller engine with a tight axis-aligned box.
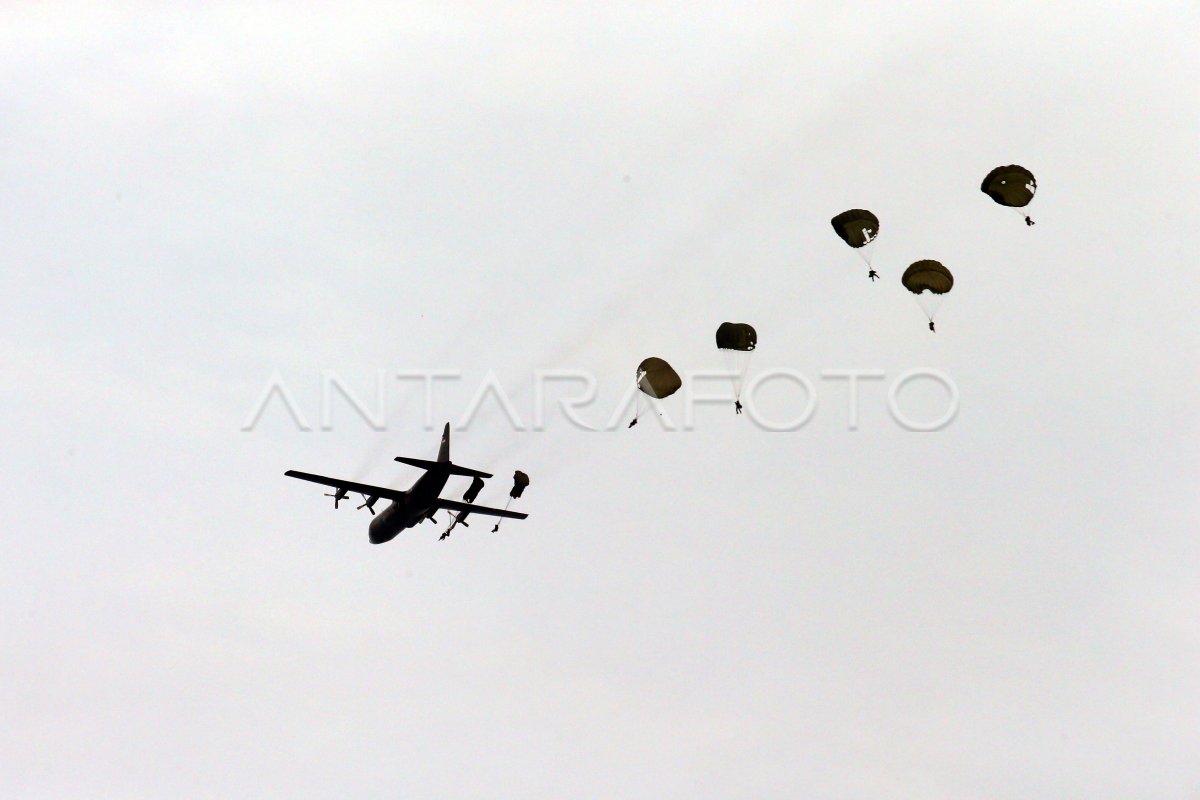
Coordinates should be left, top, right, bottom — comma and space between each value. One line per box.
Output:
324, 488, 349, 509
357, 494, 379, 516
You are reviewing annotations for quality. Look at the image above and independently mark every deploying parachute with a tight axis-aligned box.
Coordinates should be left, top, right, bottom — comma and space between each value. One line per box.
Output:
462, 476, 485, 504
441, 475, 487, 538
509, 470, 529, 499
715, 322, 756, 415
831, 209, 881, 279
902, 260, 954, 331
981, 165, 1036, 225
629, 357, 681, 428
491, 471, 530, 533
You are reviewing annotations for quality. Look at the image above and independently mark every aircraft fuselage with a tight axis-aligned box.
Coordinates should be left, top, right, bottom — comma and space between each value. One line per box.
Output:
367, 465, 449, 544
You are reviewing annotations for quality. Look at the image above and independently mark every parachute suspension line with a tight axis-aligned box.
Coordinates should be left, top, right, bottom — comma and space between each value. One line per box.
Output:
738, 355, 753, 415
736, 353, 754, 403
860, 251, 875, 281
914, 292, 945, 323
719, 349, 755, 413
1011, 206, 1034, 225
629, 371, 646, 428
491, 497, 514, 533
911, 294, 929, 323
628, 383, 648, 429
856, 237, 879, 282
856, 236, 878, 268
630, 386, 659, 427
719, 350, 741, 401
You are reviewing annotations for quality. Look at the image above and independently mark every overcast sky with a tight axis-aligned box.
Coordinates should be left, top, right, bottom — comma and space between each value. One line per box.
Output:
2, 3, 1198, 798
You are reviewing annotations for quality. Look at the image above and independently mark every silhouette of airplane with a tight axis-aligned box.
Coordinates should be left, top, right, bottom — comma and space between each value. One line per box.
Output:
285, 423, 527, 544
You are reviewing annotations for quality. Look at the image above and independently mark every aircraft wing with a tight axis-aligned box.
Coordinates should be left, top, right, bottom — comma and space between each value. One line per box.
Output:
284, 471, 408, 503
435, 498, 528, 520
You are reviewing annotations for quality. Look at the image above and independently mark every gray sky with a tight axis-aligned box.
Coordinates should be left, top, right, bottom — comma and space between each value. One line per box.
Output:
2, 3, 1198, 798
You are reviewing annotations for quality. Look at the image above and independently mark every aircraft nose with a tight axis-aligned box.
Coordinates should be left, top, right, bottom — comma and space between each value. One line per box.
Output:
368, 515, 396, 545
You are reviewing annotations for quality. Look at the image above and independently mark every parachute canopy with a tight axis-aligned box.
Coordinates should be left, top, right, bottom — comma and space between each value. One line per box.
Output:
831, 209, 879, 248
981, 165, 1036, 208
510, 471, 529, 499
637, 357, 681, 399
902, 260, 954, 295
715, 322, 757, 352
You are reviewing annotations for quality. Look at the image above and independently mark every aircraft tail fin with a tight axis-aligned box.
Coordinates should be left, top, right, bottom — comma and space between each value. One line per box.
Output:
391, 424, 493, 478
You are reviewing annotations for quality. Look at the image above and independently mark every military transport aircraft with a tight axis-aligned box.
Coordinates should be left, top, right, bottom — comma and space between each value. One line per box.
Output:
285, 424, 528, 544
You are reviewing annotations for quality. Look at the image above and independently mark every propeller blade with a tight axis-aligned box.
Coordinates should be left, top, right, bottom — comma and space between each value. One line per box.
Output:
356, 494, 378, 515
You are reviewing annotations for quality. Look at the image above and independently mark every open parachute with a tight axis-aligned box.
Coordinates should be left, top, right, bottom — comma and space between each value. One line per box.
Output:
831, 209, 880, 278
715, 322, 756, 415
902, 260, 953, 330
637, 357, 681, 399
628, 357, 681, 427
981, 164, 1036, 225
715, 322, 756, 351
831, 209, 879, 248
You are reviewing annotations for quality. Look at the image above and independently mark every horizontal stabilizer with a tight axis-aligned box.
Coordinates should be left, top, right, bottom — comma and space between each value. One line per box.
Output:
394, 456, 492, 479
